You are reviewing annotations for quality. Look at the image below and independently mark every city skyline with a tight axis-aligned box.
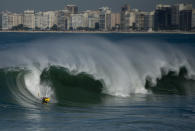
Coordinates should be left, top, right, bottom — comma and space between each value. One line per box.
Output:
1, 3, 194, 32
0, 0, 195, 12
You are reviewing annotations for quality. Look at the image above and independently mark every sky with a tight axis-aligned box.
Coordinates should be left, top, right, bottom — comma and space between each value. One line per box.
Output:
0, 0, 194, 13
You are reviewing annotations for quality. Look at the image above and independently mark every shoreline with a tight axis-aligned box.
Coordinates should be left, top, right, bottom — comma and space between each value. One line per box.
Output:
0, 30, 195, 34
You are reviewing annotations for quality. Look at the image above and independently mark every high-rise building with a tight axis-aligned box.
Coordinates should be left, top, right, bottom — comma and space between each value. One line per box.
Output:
179, 4, 192, 31
86, 10, 100, 29
111, 13, 120, 30
57, 10, 71, 30
171, 4, 180, 29
154, 3, 193, 31
2, 13, 8, 30
120, 6, 140, 31
143, 12, 151, 31
7, 13, 14, 29
35, 12, 42, 29
120, 4, 131, 31
23, 10, 35, 29
47, 11, 58, 28
192, 9, 195, 30
1, 12, 23, 30
179, 10, 192, 31
148, 11, 155, 31
14, 13, 23, 26
0, 12, 2, 30
1, 12, 10, 30
82, 11, 90, 28
135, 11, 147, 31
154, 4, 172, 31
65, 5, 78, 14
129, 10, 137, 30
40, 12, 49, 29
71, 13, 85, 29
35, 11, 57, 30
99, 7, 111, 31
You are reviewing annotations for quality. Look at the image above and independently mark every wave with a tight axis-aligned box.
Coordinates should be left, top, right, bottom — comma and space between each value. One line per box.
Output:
40, 66, 104, 105
145, 67, 195, 95
0, 36, 195, 106
0, 66, 104, 106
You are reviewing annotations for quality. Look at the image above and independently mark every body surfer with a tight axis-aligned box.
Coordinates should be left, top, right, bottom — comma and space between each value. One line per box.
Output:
42, 97, 50, 104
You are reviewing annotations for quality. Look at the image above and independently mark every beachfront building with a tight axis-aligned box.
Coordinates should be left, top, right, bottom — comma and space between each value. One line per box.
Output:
7, 13, 13, 29
120, 4, 131, 31
192, 9, 195, 31
154, 3, 193, 31
147, 11, 155, 31
13, 13, 23, 27
135, 11, 148, 31
138, 11, 155, 31
124, 10, 153, 31
47, 11, 58, 29
35, 12, 41, 29
179, 4, 192, 31
154, 4, 172, 31
57, 10, 71, 30
171, 4, 180, 30
1, 12, 23, 30
111, 13, 120, 30
0, 12, 2, 30
1, 11, 17, 30
179, 10, 192, 31
120, 5, 141, 31
1, 12, 9, 30
99, 7, 111, 31
129, 11, 137, 31
23, 10, 35, 29
79, 10, 101, 30
65, 5, 78, 14
143, 12, 151, 31
82, 11, 90, 28
71, 13, 85, 30
87, 10, 100, 29
35, 12, 45, 30
35, 11, 57, 30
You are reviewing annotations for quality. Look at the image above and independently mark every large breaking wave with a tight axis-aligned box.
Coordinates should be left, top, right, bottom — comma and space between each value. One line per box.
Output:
0, 36, 195, 106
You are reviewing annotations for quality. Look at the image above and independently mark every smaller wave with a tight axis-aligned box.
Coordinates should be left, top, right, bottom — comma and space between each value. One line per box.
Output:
145, 67, 195, 95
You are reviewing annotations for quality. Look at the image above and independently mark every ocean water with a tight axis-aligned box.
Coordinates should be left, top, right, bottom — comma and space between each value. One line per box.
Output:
0, 32, 195, 131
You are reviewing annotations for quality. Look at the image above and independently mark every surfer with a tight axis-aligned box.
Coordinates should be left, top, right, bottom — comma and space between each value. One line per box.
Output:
42, 97, 50, 104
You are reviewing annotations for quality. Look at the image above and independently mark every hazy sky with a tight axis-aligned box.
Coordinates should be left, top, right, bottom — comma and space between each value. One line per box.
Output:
0, 0, 194, 13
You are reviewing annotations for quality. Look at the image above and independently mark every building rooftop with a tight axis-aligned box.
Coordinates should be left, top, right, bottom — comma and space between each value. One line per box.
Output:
66, 5, 78, 7
156, 4, 171, 9
24, 10, 35, 14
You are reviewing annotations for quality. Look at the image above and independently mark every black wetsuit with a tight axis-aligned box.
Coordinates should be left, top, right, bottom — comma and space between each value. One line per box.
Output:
42, 97, 48, 104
